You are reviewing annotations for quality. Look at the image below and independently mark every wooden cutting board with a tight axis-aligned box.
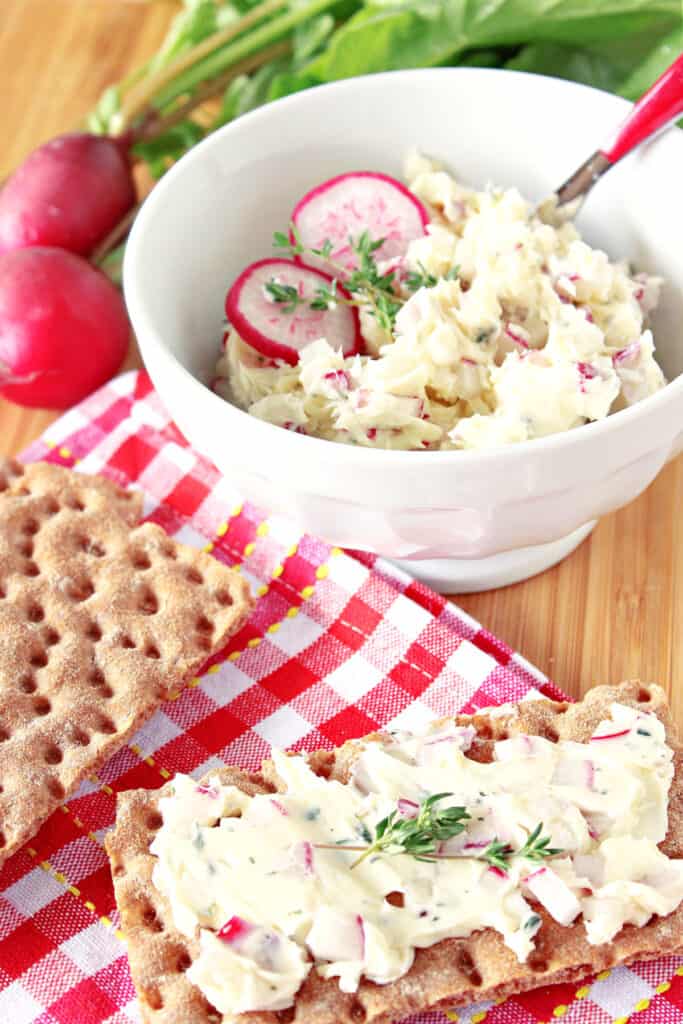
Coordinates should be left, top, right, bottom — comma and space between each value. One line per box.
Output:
1, 0, 681, 725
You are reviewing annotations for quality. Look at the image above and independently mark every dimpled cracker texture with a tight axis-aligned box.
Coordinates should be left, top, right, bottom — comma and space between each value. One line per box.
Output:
0, 460, 254, 866
107, 680, 683, 1024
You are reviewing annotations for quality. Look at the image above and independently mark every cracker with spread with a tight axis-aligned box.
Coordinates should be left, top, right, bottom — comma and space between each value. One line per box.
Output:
108, 680, 683, 1023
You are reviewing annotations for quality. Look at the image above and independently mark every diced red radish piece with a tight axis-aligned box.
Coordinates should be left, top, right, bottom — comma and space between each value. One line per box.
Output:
356, 915, 366, 959
504, 324, 529, 350
397, 798, 420, 819
579, 363, 595, 395
487, 866, 508, 881
521, 866, 581, 925
290, 172, 429, 277
323, 369, 351, 391
218, 916, 254, 945
195, 783, 219, 798
613, 340, 640, 365
225, 258, 361, 367
291, 840, 315, 876
463, 839, 493, 851
270, 798, 289, 816
306, 907, 366, 963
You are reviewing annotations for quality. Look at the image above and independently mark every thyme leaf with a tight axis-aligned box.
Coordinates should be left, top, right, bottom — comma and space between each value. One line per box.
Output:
406, 262, 460, 292
517, 822, 563, 861
481, 823, 562, 871
264, 279, 303, 314
272, 225, 404, 332
313, 801, 561, 874
349, 792, 470, 869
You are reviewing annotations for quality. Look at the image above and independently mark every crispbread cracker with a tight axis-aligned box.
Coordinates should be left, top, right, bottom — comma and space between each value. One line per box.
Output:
0, 461, 253, 866
107, 681, 683, 1024
0, 457, 27, 493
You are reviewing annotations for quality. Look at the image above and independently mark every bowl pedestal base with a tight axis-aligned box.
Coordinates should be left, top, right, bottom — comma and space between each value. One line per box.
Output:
392, 520, 596, 594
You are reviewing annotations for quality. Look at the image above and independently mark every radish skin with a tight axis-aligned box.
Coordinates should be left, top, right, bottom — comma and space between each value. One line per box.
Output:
0, 133, 135, 258
590, 728, 631, 742
0, 247, 129, 409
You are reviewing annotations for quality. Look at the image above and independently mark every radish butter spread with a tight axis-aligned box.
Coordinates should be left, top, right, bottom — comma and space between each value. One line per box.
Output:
214, 153, 666, 451
150, 703, 683, 1014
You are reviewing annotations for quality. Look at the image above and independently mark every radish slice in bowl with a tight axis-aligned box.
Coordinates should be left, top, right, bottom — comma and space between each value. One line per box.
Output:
225, 257, 362, 367
290, 172, 429, 276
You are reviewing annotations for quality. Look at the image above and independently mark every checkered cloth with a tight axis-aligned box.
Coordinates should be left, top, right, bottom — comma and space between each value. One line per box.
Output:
1, 369, 680, 1023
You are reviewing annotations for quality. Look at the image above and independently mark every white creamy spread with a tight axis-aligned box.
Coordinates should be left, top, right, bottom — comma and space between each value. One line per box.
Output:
150, 703, 683, 1014
214, 153, 666, 450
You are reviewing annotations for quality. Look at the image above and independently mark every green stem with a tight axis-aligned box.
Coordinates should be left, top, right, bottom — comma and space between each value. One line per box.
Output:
349, 845, 380, 869
133, 40, 292, 143
152, 0, 341, 111
116, 0, 288, 130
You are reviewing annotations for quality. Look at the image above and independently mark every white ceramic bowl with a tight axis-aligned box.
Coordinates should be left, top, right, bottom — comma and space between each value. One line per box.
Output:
124, 69, 683, 592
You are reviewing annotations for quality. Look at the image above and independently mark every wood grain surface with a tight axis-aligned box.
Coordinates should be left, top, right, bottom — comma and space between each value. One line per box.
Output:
1, 0, 681, 720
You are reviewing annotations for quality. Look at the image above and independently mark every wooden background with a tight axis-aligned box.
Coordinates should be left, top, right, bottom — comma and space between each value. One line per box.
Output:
1, 0, 681, 720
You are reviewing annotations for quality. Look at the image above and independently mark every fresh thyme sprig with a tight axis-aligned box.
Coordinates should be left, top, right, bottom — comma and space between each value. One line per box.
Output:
481, 823, 562, 870
270, 225, 458, 334
313, 795, 561, 873
517, 822, 563, 862
480, 838, 511, 871
349, 792, 470, 869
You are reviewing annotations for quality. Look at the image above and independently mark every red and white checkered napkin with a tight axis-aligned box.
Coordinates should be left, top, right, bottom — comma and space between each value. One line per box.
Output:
2, 370, 680, 1024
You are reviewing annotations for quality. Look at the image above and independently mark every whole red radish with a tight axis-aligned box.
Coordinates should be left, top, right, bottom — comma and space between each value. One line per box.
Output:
0, 133, 135, 257
0, 247, 129, 409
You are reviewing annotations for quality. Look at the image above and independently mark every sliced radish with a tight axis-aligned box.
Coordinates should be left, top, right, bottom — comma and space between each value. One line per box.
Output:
225, 258, 361, 367
291, 172, 429, 277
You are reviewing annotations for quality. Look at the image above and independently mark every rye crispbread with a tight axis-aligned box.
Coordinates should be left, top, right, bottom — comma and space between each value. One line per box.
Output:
107, 680, 683, 1024
0, 460, 253, 866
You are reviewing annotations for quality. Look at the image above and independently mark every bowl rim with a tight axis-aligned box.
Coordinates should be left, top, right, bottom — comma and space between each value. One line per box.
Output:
124, 65, 683, 469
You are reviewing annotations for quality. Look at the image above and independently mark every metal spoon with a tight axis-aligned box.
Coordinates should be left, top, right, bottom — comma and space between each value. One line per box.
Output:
555, 51, 683, 207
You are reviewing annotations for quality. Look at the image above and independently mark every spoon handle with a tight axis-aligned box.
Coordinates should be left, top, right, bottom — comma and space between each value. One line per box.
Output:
555, 51, 683, 206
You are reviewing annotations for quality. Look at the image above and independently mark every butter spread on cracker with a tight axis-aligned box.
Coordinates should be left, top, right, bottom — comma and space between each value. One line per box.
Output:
150, 703, 683, 1014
